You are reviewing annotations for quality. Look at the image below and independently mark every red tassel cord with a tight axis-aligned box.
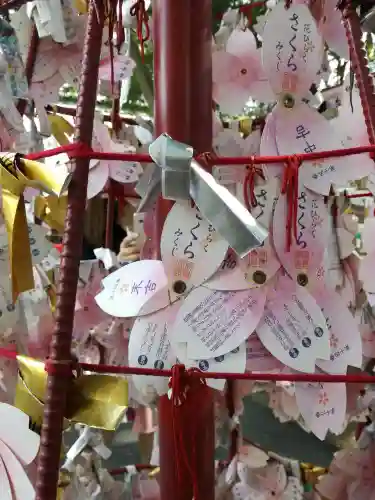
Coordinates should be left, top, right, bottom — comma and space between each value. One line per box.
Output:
168, 364, 208, 500
130, 0, 150, 62
243, 162, 265, 211
281, 155, 302, 252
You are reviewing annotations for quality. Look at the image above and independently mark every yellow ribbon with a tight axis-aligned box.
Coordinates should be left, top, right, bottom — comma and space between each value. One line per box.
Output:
47, 113, 75, 146
14, 355, 128, 431
73, 0, 88, 14
34, 195, 68, 234
0, 155, 70, 302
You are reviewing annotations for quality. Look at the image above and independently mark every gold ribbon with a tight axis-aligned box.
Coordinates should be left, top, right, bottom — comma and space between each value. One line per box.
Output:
47, 113, 75, 146
0, 155, 70, 302
14, 355, 128, 431
300, 462, 327, 486
34, 195, 68, 234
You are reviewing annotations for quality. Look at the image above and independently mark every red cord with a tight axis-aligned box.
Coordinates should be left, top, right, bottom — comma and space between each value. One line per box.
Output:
23, 142, 375, 167
243, 162, 265, 210
281, 155, 301, 252
130, 0, 150, 62
1, 347, 375, 382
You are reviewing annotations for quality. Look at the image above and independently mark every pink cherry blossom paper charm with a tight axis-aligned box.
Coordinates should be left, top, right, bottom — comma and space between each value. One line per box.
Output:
274, 103, 364, 195
272, 179, 329, 290
257, 275, 330, 372
171, 285, 266, 359
314, 290, 362, 374
262, 3, 323, 99
295, 381, 346, 440
212, 28, 272, 115
160, 203, 228, 300
0, 403, 40, 500
95, 260, 170, 318
129, 304, 180, 396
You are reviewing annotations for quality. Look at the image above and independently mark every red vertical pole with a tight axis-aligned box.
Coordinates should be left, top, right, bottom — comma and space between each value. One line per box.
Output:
153, 0, 215, 498
187, 3, 215, 498
189, 0, 213, 154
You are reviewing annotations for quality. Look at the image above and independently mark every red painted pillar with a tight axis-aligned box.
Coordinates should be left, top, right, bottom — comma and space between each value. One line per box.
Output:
153, 0, 215, 499
189, 0, 213, 154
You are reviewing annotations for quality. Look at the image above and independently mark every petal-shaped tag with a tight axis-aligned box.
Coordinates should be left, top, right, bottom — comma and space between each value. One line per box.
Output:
260, 113, 284, 179
262, 3, 323, 98
0, 455, 12, 500
110, 161, 141, 184
359, 253, 375, 294
280, 477, 304, 500
171, 286, 266, 359
99, 54, 135, 81
274, 103, 365, 195
314, 291, 362, 374
272, 183, 329, 289
257, 275, 330, 372
319, 0, 349, 60
246, 335, 284, 372
0, 440, 36, 500
238, 445, 269, 469
295, 381, 346, 439
95, 260, 170, 317
362, 217, 375, 254
87, 162, 109, 199
129, 305, 180, 396
161, 203, 228, 298
0, 223, 52, 268
239, 177, 281, 287
0, 404, 40, 464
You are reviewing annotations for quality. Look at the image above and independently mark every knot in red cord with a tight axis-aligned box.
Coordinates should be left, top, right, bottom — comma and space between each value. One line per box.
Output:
243, 161, 265, 211
168, 364, 188, 406
44, 358, 75, 377
130, 0, 150, 62
281, 155, 302, 252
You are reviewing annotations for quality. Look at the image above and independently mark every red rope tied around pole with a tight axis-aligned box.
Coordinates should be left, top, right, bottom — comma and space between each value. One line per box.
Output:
130, 0, 150, 62
243, 160, 265, 210
168, 364, 207, 499
281, 155, 302, 252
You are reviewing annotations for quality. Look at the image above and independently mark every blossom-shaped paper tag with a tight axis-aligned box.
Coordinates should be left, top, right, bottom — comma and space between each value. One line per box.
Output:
171, 285, 266, 359
272, 180, 329, 290
257, 274, 330, 372
213, 28, 272, 114
314, 290, 362, 374
0, 403, 40, 500
262, 2, 323, 99
160, 202, 229, 300
128, 304, 180, 396
295, 381, 346, 440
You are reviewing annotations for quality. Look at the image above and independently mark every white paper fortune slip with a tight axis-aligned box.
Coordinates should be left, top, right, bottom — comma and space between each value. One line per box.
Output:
256, 275, 330, 372
160, 203, 229, 301
129, 305, 180, 396
272, 181, 329, 290
170, 285, 266, 359
262, 2, 323, 99
314, 290, 362, 375
95, 260, 170, 318
295, 381, 346, 440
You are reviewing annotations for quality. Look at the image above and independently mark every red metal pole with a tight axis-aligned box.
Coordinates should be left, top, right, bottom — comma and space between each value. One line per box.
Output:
153, 0, 215, 498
